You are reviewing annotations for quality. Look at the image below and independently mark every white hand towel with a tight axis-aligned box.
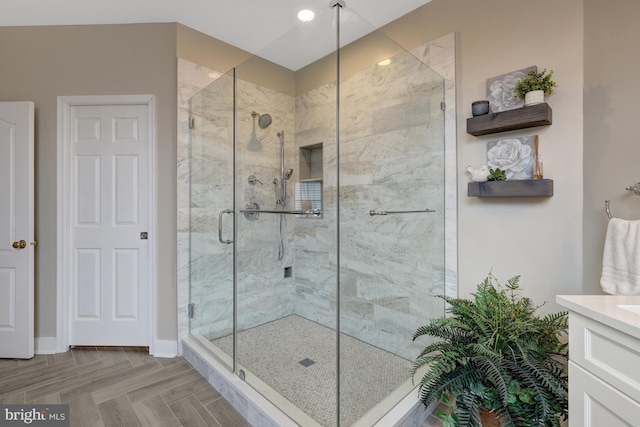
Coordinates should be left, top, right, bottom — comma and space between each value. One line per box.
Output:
601, 218, 640, 295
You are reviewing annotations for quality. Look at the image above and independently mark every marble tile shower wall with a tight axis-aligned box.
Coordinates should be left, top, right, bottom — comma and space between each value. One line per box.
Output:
234, 79, 297, 331
293, 51, 446, 360
188, 71, 298, 339
409, 33, 457, 305
177, 59, 222, 345
188, 72, 235, 339
177, 33, 456, 361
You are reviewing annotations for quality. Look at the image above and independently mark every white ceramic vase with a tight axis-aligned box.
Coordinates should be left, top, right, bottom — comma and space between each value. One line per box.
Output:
524, 89, 544, 106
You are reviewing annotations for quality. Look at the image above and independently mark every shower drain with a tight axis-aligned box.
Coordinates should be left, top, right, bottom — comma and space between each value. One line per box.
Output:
299, 358, 316, 367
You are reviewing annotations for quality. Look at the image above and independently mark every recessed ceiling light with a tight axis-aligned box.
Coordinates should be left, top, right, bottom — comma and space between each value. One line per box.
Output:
297, 10, 315, 22
377, 59, 391, 66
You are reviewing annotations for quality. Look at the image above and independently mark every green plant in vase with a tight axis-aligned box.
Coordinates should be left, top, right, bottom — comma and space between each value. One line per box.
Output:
514, 69, 557, 106
412, 273, 569, 427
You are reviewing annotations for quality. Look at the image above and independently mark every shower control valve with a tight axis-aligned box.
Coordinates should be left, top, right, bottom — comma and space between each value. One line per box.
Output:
248, 175, 264, 185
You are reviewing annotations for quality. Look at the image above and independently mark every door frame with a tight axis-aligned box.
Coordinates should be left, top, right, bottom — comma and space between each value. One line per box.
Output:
56, 95, 158, 354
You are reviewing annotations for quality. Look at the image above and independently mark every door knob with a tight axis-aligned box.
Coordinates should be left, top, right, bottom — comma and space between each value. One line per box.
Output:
12, 240, 27, 249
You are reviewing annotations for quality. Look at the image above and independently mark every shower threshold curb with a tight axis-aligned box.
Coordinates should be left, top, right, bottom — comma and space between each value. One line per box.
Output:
181, 336, 434, 426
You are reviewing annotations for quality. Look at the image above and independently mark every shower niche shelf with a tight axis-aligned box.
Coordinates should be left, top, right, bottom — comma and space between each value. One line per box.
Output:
468, 179, 554, 197
466, 103, 552, 136
296, 143, 323, 216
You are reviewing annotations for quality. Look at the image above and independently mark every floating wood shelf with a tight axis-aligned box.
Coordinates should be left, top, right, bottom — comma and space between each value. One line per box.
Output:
466, 103, 552, 136
468, 179, 554, 197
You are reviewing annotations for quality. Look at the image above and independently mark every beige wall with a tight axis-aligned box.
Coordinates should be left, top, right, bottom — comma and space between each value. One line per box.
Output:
177, 23, 251, 73
382, 0, 585, 310
0, 23, 178, 339
583, 1, 640, 295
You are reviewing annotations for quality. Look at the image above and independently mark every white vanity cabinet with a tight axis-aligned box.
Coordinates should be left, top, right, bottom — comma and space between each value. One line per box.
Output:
557, 295, 640, 427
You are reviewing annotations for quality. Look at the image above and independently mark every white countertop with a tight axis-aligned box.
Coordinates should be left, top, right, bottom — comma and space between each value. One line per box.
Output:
557, 295, 640, 339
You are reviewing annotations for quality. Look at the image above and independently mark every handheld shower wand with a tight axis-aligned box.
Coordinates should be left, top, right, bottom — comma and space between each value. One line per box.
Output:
275, 130, 294, 261
282, 168, 293, 205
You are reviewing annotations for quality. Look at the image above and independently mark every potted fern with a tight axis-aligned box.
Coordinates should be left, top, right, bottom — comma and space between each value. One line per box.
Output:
412, 273, 568, 427
514, 69, 557, 106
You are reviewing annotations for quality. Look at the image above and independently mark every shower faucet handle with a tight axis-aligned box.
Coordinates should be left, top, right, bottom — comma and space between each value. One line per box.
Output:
248, 175, 264, 185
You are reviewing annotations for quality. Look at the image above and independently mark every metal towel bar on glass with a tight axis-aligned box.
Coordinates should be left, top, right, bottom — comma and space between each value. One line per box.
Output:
369, 209, 435, 216
240, 208, 322, 217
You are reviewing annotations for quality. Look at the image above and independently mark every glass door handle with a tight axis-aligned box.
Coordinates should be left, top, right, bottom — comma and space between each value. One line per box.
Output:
218, 209, 233, 245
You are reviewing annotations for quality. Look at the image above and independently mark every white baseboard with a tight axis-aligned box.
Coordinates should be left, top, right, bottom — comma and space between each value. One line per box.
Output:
33, 336, 177, 357
35, 337, 58, 354
151, 340, 178, 358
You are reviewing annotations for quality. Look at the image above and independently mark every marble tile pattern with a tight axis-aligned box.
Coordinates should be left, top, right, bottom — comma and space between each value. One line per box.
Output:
177, 59, 223, 346
292, 47, 449, 359
188, 70, 298, 340
409, 33, 457, 303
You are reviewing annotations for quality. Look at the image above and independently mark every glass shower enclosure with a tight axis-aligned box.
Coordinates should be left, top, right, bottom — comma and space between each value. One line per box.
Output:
188, 3, 446, 426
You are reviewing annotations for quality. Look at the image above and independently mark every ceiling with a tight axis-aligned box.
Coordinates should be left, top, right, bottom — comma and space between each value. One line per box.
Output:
0, 0, 432, 70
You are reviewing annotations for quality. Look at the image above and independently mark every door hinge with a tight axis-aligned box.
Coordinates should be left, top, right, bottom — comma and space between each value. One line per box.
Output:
188, 116, 195, 129
440, 101, 446, 111
187, 303, 194, 319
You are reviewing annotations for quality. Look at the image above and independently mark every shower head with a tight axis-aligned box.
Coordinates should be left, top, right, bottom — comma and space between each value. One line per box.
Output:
284, 168, 294, 180
258, 114, 272, 129
251, 111, 272, 129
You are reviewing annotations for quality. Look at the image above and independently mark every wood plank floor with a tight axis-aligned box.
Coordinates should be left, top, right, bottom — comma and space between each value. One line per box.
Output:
0, 347, 251, 427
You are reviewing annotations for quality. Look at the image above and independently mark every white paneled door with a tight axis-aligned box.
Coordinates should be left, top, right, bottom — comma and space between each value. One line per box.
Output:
69, 104, 150, 346
0, 102, 35, 359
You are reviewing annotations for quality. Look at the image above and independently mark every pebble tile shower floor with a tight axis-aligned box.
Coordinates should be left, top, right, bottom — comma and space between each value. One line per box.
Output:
210, 314, 413, 427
